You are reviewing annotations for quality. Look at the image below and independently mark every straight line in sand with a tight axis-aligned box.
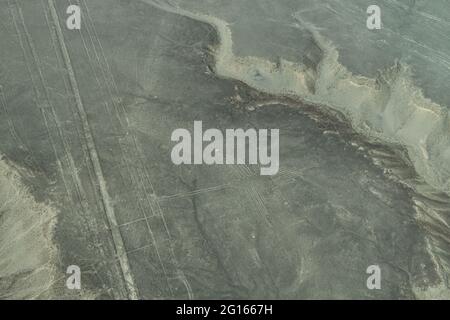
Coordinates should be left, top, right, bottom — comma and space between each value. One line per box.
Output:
47, 0, 139, 299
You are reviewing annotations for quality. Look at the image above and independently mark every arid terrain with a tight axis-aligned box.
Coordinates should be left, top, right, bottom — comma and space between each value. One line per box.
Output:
0, 0, 449, 299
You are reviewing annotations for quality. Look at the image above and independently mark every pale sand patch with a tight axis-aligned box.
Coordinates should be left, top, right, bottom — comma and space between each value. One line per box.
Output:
0, 156, 58, 299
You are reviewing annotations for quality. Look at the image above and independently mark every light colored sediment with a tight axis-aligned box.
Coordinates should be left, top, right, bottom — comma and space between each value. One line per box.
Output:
0, 156, 58, 299
143, 0, 450, 298
144, 0, 450, 196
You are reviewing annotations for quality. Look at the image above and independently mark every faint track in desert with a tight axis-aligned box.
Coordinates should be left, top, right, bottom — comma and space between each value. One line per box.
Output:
73, 0, 194, 298
47, 0, 139, 299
